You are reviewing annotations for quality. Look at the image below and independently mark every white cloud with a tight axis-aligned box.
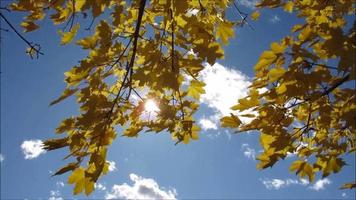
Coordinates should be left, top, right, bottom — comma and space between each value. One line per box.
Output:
107, 160, 117, 172
241, 143, 256, 160
300, 178, 309, 186
342, 192, 347, 198
0, 154, 4, 162
238, 0, 259, 9
56, 181, 64, 187
261, 178, 309, 190
309, 178, 331, 191
48, 190, 63, 200
270, 15, 281, 23
198, 63, 251, 130
95, 183, 107, 191
198, 118, 218, 130
105, 173, 177, 200
21, 140, 45, 159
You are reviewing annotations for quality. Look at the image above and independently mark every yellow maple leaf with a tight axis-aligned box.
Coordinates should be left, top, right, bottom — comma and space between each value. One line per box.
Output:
220, 114, 241, 128
268, 67, 286, 83
58, 23, 80, 45
187, 80, 206, 100
68, 168, 85, 195
284, 2, 294, 13
183, 134, 190, 144
216, 21, 235, 45
251, 11, 260, 21
276, 83, 287, 94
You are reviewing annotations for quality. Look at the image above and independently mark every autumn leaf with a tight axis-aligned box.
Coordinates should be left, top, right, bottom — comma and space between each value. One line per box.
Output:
340, 182, 356, 189
53, 162, 78, 176
268, 67, 286, 82
276, 83, 287, 94
50, 88, 79, 106
187, 80, 206, 100
251, 11, 260, 21
284, 2, 294, 13
12, 0, 355, 194
21, 21, 39, 32
58, 23, 80, 45
220, 114, 241, 128
68, 168, 85, 195
216, 21, 234, 45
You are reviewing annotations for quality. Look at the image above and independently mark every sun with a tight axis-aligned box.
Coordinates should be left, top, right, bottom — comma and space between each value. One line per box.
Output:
144, 99, 160, 113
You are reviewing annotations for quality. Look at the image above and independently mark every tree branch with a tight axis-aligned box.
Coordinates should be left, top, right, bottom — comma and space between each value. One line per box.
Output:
232, 1, 254, 29
106, 0, 147, 122
0, 12, 44, 58
285, 74, 350, 109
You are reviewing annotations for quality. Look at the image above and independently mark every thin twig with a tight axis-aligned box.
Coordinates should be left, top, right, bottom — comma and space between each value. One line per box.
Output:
106, 0, 147, 122
232, 1, 254, 30
0, 12, 44, 58
170, 7, 175, 72
285, 74, 350, 109
303, 60, 339, 70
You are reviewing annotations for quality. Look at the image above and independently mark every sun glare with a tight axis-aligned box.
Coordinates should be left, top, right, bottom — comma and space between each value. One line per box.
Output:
144, 99, 160, 113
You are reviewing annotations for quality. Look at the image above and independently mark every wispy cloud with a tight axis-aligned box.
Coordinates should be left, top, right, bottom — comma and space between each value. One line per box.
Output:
95, 182, 107, 191
21, 140, 46, 159
241, 143, 256, 160
107, 160, 117, 172
342, 192, 347, 198
238, 0, 259, 9
198, 63, 251, 130
261, 178, 309, 190
48, 190, 63, 200
0, 154, 4, 162
270, 15, 281, 23
56, 181, 64, 187
309, 178, 331, 191
105, 173, 177, 199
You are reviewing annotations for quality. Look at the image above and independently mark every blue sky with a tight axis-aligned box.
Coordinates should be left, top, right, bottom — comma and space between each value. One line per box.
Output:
1, 1, 355, 199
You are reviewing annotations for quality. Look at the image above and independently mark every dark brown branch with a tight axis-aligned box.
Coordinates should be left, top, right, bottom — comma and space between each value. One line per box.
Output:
303, 60, 339, 70
285, 74, 350, 109
85, 17, 95, 30
0, 12, 44, 58
69, 0, 76, 30
126, 0, 147, 101
320, 74, 350, 97
170, 8, 175, 72
0, 7, 10, 12
0, 27, 9, 32
106, 0, 147, 121
63, 0, 76, 31
132, 88, 144, 101
107, 38, 132, 72
232, 1, 254, 30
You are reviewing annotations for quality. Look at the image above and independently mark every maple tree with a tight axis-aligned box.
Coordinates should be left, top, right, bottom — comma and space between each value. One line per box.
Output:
222, 0, 355, 190
1, 0, 355, 195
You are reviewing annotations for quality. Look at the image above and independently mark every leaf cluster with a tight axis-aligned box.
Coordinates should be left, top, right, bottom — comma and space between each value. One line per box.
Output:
223, 0, 355, 186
